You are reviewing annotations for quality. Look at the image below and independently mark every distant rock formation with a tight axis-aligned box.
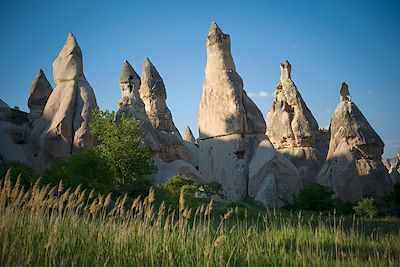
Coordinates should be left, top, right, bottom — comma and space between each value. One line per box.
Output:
0, 99, 11, 120
317, 83, 393, 202
183, 126, 199, 169
31, 33, 99, 172
27, 69, 52, 123
140, 57, 181, 137
116, 60, 200, 183
0, 99, 29, 164
184, 126, 196, 144
266, 61, 325, 185
198, 22, 302, 205
383, 150, 400, 184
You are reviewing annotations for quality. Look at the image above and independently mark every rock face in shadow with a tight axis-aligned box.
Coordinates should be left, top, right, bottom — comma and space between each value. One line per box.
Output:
198, 22, 302, 205
317, 83, 393, 202
31, 33, 99, 172
0, 99, 29, 164
140, 57, 181, 137
27, 69, 53, 123
116, 60, 200, 182
266, 61, 325, 185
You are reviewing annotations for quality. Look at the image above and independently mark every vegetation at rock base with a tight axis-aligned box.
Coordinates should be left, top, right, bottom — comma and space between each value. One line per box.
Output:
90, 109, 155, 185
41, 110, 156, 197
353, 197, 379, 218
1, 173, 400, 266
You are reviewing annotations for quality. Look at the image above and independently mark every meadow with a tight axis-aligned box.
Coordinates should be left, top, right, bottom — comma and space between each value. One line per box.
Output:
0, 173, 399, 267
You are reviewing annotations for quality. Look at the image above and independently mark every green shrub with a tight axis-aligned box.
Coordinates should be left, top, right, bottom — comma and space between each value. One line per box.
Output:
332, 198, 354, 215
90, 110, 155, 185
0, 162, 36, 187
353, 197, 378, 218
157, 176, 198, 210
44, 150, 114, 194
199, 181, 223, 197
292, 184, 334, 211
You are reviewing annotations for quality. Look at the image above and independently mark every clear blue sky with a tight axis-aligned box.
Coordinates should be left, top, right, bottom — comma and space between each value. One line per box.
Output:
0, 0, 399, 158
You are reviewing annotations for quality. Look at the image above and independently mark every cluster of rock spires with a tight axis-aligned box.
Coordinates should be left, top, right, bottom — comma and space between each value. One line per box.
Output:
0, 23, 396, 207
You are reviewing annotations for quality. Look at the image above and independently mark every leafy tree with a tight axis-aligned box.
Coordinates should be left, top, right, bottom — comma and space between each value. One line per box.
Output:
90, 110, 155, 185
353, 197, 378, 218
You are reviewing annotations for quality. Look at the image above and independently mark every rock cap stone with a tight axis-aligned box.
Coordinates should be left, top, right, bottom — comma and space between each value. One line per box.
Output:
340, 82, 351, 102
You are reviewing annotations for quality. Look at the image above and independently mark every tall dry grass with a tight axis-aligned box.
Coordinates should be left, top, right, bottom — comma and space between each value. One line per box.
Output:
0, 170, 399, 266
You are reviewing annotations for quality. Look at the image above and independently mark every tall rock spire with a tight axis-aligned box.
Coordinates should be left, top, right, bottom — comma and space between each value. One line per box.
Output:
140, 57, 180, 136
31, 32, 98, 173
198, 22, 301, 205
117, 60, 148, 123
317, 83, 392, 202
266, 61, 324, 184
184, 126, 196, 144
27, 69, 53, 122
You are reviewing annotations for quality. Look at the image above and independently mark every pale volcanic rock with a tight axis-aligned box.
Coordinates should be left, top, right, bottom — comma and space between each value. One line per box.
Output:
31, 33, 98, 172
152, 159, 203, 185
117, 60, 152, 124
266, 61, 324, 184
384, 151, 400, 184
116, 60, 190, 163
140, 57, 180, 136
317, 83, 393, 202
198, 22, 265, 139
198, 22, 301, 203
184, 126, 196, 144
27, 69, 53, 122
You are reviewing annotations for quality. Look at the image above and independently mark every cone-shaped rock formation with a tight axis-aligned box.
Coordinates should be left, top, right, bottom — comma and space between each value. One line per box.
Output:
27, 69, 53, 122
266, 61, 325, 184
198, 22, 302, 205
317, 83, 392, 202
184, 126, 196, 144
117, 60, 149, 123
31, 33, 99, 172
116, 60, 200, 182
140, 57, 180, 136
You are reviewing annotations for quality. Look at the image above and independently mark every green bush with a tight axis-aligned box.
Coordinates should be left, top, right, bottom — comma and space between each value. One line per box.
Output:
292, 184, 334, 211
90, 110, 155, 185
44, 150, 114, 194
157, 176, 198, 210
0, 162, 36, 187
199, 181, 223, 197
353, 197, 378, 218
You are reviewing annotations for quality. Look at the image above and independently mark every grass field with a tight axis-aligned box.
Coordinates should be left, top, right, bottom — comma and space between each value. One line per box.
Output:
1, 174, 400, 266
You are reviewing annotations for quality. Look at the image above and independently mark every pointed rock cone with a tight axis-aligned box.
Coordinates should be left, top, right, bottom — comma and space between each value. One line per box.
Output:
266, 61, 324, 184
117, 60, 148, 122
53, 32, 83, 83
27, 69, 53, 122
140, 57, 181, 136
317, 83, 392, 202
198, 22, 301, 205
184, 126, 196, 143
339, 82, 351, 102
31, 33, 99, 173
116, 60, 191, 165
120, 60, 141, 85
